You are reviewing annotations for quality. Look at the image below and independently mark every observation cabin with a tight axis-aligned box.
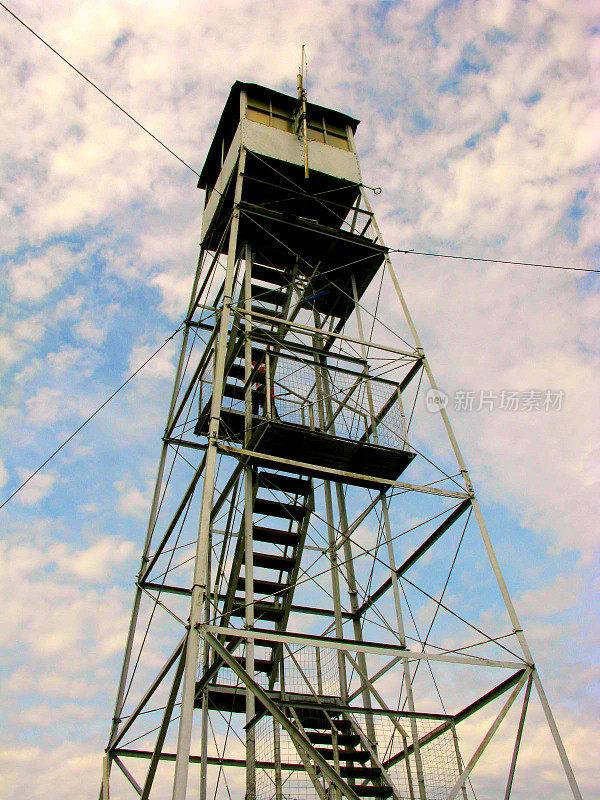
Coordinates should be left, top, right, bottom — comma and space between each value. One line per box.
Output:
194, 80, 415, 488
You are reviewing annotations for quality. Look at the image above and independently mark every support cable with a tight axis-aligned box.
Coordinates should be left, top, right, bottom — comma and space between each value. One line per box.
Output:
208, 499, 524, 661
1, 11, 592, 277
401, 508, 473, 707
0, 2, 203, 180
246, 151, 598, 274
390, 248, 600, 274
0, 323, 184, 511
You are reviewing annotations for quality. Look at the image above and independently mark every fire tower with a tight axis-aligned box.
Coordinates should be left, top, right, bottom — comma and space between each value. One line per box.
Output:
102, 76, 583, 800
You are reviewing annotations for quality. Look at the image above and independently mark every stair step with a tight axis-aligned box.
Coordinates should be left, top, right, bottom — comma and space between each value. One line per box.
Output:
237, 576, 289, 597
251, 304, 283, 321
349, 787, 393, 799
340, 766, 382, 780
243, 552, 296, 572
257, 472, 312, 496
252, 526, 299, 547
306, 731, 361, 747
294, 711, 352, 732
251, 286, 287, 307
315, 748, 370, 763
230, 601, 283, 622
234, 347, 266, 364
252, 263, 290, 287
223, 383, 263, 402
254, 498, 308, 522
232, 656, 273, 674
228, 363, 265, 383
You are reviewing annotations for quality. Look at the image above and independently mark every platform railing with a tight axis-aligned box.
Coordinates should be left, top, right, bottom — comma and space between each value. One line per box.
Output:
197, 346, 408, 451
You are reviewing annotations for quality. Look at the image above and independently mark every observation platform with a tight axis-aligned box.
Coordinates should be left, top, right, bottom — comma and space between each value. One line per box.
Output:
237, 202, 388, 322
196, 685, 342, 715
199, 80, 363, 240
195, 408, 415, 488
194, 340, 415, 488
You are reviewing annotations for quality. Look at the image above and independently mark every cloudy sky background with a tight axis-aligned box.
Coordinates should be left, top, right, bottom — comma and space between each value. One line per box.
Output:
0, 0, 598, 798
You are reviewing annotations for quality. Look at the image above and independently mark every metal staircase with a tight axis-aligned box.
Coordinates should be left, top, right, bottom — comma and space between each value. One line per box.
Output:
101, 78, 582, 800
220, 469, 314, 642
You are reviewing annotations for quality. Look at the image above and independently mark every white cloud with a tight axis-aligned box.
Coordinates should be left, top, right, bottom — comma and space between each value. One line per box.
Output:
20, 702, 95, 726
0, 535, 134, 662
46, 345, 83, 375
126, 337, 178, 384
114, 476, 152, 519
151, 270, 194, 320
66, 537, 135, 580
0, 333, 26, 368
518, 574, 584, 617
13, 315, 46, 343
8, 245, 83, 303
0, 2, 598, 798
74, 317, 107, 346
14, 468, 57, 506
24, 387, 65, 426
0, 458, 8, 490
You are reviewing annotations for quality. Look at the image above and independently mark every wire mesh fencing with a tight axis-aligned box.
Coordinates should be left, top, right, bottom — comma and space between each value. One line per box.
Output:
254, 707, 462, 800
198, 344, 407, 450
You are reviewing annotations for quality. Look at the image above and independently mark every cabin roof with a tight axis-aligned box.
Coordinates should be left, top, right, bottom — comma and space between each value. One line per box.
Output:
198, 80, 360, 189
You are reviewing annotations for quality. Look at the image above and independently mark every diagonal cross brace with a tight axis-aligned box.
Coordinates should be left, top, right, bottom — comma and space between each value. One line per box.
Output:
202, 629, 362, 800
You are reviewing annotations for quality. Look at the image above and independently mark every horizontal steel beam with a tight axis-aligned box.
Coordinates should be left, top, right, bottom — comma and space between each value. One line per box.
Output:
113, 747, 304, 771
251, 328, 368, 366
239, 201, 386, 252
140, 583, 354, 619
383, 668, 528, 770
232, 305, 418, 357
202, 625, 526, 669
163, 436, 209, 452
217, 442, 469, 497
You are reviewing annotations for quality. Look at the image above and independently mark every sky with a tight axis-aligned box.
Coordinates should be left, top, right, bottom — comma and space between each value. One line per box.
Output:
0, 0, 598, 798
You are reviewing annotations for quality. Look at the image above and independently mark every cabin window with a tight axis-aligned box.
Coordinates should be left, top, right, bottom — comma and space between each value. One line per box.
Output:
271, 110, 294, 133
246, 95, 350, 149
307, 118, 325, 144
246, 96, 294, 133
247, 106, 270, 125
323, 119, 350, 150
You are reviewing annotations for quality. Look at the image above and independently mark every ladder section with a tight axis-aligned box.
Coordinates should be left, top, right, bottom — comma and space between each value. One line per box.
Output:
195, 257, 295, 440
218, 468, 314, 680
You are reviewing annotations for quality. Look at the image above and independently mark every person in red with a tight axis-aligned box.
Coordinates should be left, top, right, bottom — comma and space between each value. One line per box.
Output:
250, 346, 278, 418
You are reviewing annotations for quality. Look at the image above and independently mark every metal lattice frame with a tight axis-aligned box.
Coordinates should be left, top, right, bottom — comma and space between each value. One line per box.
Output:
101, 85, 582, 800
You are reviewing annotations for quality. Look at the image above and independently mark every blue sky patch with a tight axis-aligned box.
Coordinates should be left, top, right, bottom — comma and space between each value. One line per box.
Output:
485, 27, 514, 45
438, 43, 491, 94
412, 110, 433, 133
524, 90, 542, 106
561, 190, 587, 242
492, 110, 510, 132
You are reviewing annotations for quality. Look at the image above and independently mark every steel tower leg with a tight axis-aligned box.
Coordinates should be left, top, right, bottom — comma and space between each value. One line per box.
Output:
172, 149, 247, 800
103, 241, 208, 796
355, 178, 583, 800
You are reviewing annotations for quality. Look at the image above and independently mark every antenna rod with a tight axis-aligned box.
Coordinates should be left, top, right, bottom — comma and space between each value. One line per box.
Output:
297, 44, 309, 179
